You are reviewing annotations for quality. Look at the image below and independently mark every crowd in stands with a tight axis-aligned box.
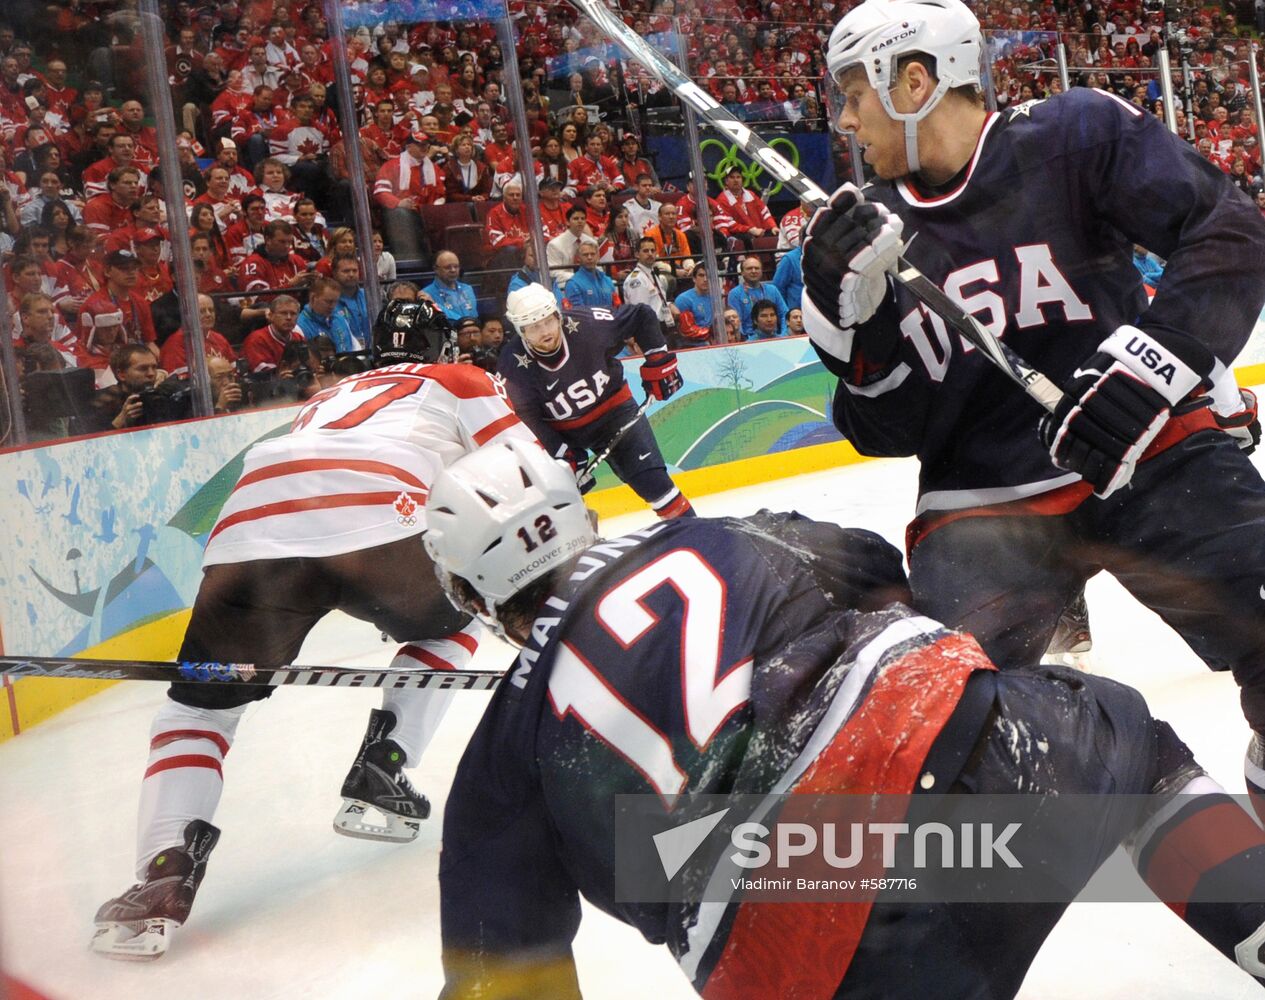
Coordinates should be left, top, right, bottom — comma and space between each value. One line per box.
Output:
1, 0, 1263, 444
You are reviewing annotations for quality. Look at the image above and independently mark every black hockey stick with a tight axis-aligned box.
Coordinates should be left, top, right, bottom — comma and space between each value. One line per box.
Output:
570, 0, 1064, 413
576, 396, 654, 492
0, 655, 504, 691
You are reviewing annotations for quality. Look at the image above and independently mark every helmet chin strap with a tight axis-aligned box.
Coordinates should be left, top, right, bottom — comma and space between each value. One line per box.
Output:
875, 68, 951, 178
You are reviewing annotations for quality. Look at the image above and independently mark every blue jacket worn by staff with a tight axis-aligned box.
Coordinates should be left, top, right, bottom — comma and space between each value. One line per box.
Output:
423, 277, 478, 321
564, 265, 618, 309
297, 302, 360, 353
727, 279, 788, 338
772, 245, 804, 311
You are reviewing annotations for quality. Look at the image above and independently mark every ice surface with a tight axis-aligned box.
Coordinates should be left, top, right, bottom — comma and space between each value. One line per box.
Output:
2, 454, 1262, 999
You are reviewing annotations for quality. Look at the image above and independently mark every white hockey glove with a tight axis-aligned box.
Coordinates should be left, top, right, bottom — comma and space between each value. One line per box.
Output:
1038, 325, 1209, 499
801, 184, 904, 359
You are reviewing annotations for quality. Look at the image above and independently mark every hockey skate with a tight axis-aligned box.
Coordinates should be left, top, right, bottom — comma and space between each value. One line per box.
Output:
333, 709, 430, 843
1042, 591, 1093, 670
91, 819, 220, 961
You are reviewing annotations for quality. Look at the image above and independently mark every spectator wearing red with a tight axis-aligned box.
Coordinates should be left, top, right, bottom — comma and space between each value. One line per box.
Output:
50, 225, 103, 324
242, 294, 305, 373
189, 231, 236, 295
584, 187, 612, 239
374, 131, 444, 261
82, 134, 149, 200
481, 118, 513, 169
77, 250, 158, 375
717, 166, 777, 240
223, 193, 270, 266
210, 74, 255, 137
537, 178, 570, 240
268, 94, 332, 205
117, 100, 159, 161
443, 134, 492, 202
192, 164, 243, 229
38, 58, 76, 117
15, 291, 77, 363
568, 133, 623, 193
231, 85, 283, 169
676, 178, 736, 257
82, 166, 142, 237
212, 140, 256, 197
240, 220, 311, 295
484, 176, 530, 254
132, 230, 173, 304
362, 99, 411, 158
159, 293, 236, 377
615, 133, 656, 189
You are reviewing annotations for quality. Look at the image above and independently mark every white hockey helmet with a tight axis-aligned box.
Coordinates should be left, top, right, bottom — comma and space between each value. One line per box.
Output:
825, 0, 982, 172
423, 439, 596, 635
504, 282, 561, 335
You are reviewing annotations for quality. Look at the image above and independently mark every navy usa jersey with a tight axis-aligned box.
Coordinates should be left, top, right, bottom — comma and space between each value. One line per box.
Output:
497, 302, 666, 456
814, 88, 1265, 516
439, 513, 997, 997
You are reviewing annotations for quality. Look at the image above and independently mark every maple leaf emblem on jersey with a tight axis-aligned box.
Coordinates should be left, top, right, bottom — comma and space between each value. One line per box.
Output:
296, 135, 322, 156
393, 491, 418, 526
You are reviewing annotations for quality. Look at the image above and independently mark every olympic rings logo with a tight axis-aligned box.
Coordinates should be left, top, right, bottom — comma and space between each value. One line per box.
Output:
699, 136, 801, 196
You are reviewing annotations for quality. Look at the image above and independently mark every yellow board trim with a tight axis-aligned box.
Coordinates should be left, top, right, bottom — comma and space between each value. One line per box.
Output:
0, 608, 192, 742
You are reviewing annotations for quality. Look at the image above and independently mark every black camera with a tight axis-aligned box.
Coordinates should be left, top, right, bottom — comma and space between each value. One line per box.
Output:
137, 378, 195, 426
469, 345, 500, 372
236, 359, 315, 407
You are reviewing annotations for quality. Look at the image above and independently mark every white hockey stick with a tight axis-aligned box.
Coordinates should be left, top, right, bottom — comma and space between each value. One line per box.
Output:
0, 654, 503, 691
571, 0, 1063, 412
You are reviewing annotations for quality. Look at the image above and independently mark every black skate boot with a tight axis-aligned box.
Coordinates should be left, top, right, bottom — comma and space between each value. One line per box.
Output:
90, 819, 220, 961
1042, 590, 1092, 669
333, 709, 430, 843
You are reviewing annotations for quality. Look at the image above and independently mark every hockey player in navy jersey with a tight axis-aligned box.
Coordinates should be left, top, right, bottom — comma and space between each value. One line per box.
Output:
802, 0, 1265, 808
91, 301, 538, 961
424, 440, 1265, 999
497, 282, 695, 518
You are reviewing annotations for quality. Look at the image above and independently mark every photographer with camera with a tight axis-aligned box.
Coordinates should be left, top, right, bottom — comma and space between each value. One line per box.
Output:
206, 354, 244, 414
87, 343, 161, 431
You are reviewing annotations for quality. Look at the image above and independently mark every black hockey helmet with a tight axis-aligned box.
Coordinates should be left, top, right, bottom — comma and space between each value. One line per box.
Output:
373, 299, 457, 366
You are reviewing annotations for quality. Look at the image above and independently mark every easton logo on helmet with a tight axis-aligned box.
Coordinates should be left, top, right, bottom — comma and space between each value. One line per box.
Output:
873, 25, 920, 51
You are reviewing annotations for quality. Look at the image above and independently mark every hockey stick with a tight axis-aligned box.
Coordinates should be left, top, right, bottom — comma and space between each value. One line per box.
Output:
576, 395, 654, 492
570, 0, 1064, 413
0, 655, 504, 691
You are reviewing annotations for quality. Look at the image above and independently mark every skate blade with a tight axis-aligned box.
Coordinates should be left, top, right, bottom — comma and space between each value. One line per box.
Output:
90, 918, 176, 961
332, 798, 421, 843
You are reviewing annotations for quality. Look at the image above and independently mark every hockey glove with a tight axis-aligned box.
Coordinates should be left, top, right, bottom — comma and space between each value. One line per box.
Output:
641, 350, 682, 401
801, 184, 904, 355
1039, 325, 1208, 499
1213, 386, 1261, 455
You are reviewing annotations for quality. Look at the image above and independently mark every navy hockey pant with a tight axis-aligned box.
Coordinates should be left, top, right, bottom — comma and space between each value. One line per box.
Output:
172, 533, 469, 710
909, 431, 1265, 730
572, 399, 680, 510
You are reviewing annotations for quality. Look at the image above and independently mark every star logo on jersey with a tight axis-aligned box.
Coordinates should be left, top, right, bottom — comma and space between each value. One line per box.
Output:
565, 316, 580, 334
393, 491, 418, 527
515, 352, 533, 368
1007, 99, 1047, 121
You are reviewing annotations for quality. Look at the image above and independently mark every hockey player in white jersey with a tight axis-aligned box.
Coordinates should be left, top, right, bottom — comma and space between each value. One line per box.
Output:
92, 300, 539, 961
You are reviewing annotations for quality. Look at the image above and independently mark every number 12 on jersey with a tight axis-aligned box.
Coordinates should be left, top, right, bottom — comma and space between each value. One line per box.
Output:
547, 549, 753, 805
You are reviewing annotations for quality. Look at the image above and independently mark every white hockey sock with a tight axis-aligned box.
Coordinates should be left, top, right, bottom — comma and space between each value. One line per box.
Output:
382, 621, 483, 766
135, 700, 247, 876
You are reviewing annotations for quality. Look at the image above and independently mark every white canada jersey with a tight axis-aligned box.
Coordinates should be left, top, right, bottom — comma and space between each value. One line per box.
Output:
203, 363, 534, 566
